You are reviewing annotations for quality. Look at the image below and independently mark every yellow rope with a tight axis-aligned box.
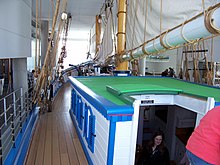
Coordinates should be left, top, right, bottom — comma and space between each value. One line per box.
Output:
210, 37, 214, 72
204, 8, 220, 34
180, 22, 195, 44
160, 0, 163, 34
153, 38, 160, 54
143, 0, 148, 42
131, 0, 138, 52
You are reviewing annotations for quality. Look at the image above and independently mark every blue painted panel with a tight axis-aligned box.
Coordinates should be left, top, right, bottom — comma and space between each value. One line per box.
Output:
88, 115, 96, 153
69, 77, 134, 121
72, 91, 77, 115
79, 102, 84, 130
215, 102, 220, 107
83, 104, 88, 138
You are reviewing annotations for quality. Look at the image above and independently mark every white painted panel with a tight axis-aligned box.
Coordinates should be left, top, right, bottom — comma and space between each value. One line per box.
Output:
113, 121, 132, 164
116, 123, 132, 137
113, 101, 141, 165
131, 94, 174, 105
114, 147, 130, 157
0, 0, 31, 58
174, 95, 207, 115
114, 158, 129, 165
114, 137, 130, 148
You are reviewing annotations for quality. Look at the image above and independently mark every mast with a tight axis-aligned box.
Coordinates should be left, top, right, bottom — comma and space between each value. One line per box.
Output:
95, 15, 101, 54
116, 0, 128, 70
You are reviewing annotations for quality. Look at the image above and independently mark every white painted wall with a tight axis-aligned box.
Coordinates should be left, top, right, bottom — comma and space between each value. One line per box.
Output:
146, 49, 178, 75
12, 58, 28, 92
0, 0, 32, 58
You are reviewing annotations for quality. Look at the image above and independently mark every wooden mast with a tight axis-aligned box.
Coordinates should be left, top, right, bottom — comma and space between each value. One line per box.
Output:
95, 15, 101, 54
116, 0, 128, 70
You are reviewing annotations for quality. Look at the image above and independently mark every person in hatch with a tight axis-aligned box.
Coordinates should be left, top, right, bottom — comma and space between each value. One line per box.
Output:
141, 130, 170, 165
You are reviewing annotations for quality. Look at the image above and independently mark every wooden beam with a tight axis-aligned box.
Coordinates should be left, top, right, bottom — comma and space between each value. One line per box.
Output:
116, 0, 128, 70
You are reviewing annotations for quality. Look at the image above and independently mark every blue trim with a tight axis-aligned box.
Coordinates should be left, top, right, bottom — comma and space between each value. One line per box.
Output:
69, 77, 134, 121
83, 104, 88, 138
78, 100, 84, 130
215, 102, 220, 107
107, 120, 116, 165
4, 108, 39, 165
88, 115, 95, 153
69, 110, 93, 165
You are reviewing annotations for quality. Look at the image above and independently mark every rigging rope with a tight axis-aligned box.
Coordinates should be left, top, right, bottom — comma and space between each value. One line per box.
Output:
34, 0, 61, 102
38, 0, 42, 69
131, 0, 138, 58
143, 0, 148, 42
35, 0, 39, 70
160, 0, 163, 34
184, 45, 190, 81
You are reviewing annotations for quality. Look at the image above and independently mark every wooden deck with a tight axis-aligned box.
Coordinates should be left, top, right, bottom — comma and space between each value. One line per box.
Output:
25, 83, 88, 165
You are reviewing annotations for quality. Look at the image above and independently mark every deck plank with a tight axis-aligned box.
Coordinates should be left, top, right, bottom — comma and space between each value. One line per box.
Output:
52, 114, 61, 165
25, 83, 88, 165
43, 114, 52, 165
25, 118, 42, 165
35, 115, 47, 165
74, 138, 88, 165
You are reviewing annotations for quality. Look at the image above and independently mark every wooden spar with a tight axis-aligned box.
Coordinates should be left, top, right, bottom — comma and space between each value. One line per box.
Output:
51, 0, 67, 70
95, 15, 101, 54
34, 0, 61, 101
121, 3, 220, 61
116, 0, 128, 70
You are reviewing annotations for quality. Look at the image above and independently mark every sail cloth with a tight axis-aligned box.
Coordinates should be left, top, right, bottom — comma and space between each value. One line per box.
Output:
94, 7, 114, 65
126, 0, 219, 51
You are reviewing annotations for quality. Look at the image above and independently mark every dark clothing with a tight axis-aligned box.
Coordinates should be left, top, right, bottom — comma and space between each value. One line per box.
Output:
142, 146, 170, 165
161, 70, 168, 77
168, 68, 176, 78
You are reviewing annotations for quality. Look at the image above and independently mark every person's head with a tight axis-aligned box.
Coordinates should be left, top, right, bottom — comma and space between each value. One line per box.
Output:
152, 130, 165, 147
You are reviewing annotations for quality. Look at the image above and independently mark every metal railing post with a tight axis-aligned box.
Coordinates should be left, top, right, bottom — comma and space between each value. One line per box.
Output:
13, 92, 16, 117
3, 99, 7, 126
0, 116, 3, 165
20, 88, 23, 112
11, 114, 15, 148
25, 93, 28, 121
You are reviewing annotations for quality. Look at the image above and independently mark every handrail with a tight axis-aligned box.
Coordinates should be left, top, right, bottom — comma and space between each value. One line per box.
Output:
0, 85, 35, 164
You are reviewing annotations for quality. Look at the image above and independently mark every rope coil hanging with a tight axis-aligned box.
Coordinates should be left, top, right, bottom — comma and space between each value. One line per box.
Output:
204, 7, 220, 34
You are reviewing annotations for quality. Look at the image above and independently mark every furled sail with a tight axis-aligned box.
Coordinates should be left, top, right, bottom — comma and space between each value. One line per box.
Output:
124, 0, 219, 60
94, 7, 114, 65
